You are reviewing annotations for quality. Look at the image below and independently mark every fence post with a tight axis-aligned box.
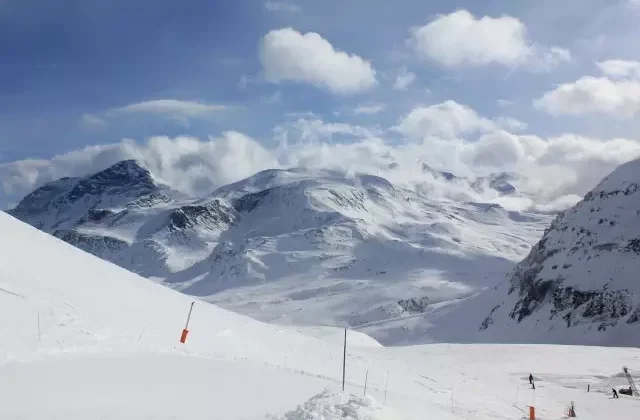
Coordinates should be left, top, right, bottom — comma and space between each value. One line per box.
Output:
384, 370, 389, 404
342, 329, 347, 392
364, 369, 369, 395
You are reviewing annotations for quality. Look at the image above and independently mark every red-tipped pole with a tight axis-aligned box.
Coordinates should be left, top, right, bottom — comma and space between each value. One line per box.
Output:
180, 302, 195, 343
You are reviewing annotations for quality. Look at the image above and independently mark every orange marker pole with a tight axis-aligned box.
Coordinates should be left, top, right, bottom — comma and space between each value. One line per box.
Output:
529, 406, 535, 420
180, 302, 195, 343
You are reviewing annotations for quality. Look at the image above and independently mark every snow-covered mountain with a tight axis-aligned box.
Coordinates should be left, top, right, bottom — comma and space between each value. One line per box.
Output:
475, 157, 640, 344
2, 210, 639, 419
6, 160, 552, 344
420, 163, 520, 195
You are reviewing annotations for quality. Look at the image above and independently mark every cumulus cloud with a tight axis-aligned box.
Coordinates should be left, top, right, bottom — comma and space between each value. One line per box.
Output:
0, 132, 276, 206
470, 131, 528, 169
264, 1, 301, 13
410, 10, 570, 71
393, 67, 416, 90
495, 116, 528, 132
258, 28, 377, 95
597, 59, 640, 79
3, 106, 640, 215
275, 127, 640, 213
534, 76, 640, 118
393, 100, 497, 139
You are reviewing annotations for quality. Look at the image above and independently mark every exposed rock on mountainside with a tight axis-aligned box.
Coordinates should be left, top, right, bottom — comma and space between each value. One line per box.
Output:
481, 157, 640, 337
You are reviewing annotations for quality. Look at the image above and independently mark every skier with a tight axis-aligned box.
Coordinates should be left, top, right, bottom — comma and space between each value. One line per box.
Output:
529, 374, 533, 385
612, 389, 619, 399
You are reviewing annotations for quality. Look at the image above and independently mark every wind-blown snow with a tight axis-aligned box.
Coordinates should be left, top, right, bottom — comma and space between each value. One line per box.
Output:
1, 211, 640, 419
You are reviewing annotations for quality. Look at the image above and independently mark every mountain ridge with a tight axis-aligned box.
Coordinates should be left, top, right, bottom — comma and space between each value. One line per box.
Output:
471, 157, 640, 344
6, 159, 552, 345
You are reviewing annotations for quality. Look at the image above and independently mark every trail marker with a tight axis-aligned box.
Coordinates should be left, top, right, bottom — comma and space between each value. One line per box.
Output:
180, 301, 195, 344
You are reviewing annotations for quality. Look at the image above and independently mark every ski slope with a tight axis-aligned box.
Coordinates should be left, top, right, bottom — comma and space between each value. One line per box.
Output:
1, 211, 639, 419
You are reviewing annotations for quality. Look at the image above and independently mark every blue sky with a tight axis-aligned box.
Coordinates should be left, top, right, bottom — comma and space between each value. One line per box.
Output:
1, 0, 640, 209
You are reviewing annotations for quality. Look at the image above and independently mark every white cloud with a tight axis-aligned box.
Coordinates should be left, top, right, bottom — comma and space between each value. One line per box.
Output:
259, 28, 378, 95
109, 99, 227, 118
264, 1, 301, 13
82, 99, 230, 127
274, 117, 381, 146
410, 10, 570, 71
284, 111, 318, 119
393, 67, 416, 90
393, 100, 497, 139
3, 107, 640, 215
353, 103, 387, 115
1, 133, 276, 204
274, 127, 640, 213
469, 131, 528, 169
529, 46, 572, 73
597, 59, 640, 79
495, 116, 528, 132
534, 76, 640, 118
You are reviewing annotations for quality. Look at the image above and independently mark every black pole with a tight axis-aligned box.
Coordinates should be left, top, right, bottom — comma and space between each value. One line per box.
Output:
342, 328, 347, 392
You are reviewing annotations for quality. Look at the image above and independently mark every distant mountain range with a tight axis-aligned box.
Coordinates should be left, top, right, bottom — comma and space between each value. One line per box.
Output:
7, 160, 552, 344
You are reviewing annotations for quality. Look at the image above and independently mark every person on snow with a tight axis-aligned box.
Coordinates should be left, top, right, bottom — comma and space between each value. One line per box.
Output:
612, 389, 619, 399
529, 374, 533, 385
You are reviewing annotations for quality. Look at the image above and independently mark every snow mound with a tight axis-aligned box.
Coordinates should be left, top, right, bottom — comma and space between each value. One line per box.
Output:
273, 390, 389, 420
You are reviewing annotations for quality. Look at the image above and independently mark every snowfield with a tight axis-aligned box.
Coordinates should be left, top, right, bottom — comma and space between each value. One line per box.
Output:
2, 211, 640, 419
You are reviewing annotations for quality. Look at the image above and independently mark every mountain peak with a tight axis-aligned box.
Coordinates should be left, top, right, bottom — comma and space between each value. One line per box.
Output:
89, 160, 153, 187
63, 160, 155, 202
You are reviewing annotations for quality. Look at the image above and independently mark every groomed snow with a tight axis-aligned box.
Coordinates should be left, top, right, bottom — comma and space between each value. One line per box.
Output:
1, 211, 639, 419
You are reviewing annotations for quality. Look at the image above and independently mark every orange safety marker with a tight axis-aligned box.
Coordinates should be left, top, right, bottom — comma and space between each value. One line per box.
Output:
529, 406, 535, 420
180, 302, 195, 344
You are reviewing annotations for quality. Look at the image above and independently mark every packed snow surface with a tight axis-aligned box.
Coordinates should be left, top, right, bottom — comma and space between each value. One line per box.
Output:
1, 212, 639, 419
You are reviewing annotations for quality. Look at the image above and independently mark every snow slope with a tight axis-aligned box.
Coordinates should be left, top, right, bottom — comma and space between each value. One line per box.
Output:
7, 161, 552, 345
2, 210, 640, 420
